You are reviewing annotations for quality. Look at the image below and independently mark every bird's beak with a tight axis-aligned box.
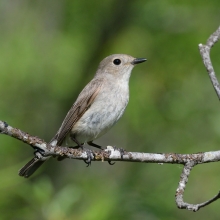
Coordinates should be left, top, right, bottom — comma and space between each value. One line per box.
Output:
131, 58, 147, 65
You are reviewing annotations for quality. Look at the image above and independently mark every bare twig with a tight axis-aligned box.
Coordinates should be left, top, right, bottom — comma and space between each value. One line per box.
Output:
171, 25, 220, 211
1, 120, 220, 164
1, 26, 220, 212
175, 161, 220, 211
1, 119, 220, 211
198, 26, 220, 99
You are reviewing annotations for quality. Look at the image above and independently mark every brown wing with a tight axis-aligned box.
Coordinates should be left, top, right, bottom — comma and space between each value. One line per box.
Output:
50, 78, 103, 145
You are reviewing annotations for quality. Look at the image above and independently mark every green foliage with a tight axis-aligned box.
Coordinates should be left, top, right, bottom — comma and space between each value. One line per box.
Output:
1, 0, 220, 219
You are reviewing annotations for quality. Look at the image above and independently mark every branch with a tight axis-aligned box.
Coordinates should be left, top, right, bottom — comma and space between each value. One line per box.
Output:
1, 119, 220, 211
1, 26, 220, 212
2, 120, 220, 164
199, 26, 220, 99
176, 161, 220, 211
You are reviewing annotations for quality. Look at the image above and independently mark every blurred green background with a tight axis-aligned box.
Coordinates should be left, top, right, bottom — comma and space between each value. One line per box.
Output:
1, 0, 220, 219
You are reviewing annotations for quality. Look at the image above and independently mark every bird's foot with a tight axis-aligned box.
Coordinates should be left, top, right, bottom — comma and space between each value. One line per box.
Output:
69, 144, 94, 166
83, 148, 94, 167
108, 160, 115, 165
33, 147, 45, 156
107, 146, 125, 165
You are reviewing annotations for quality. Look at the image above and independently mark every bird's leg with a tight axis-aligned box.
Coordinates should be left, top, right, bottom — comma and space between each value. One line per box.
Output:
71, 136, 93, 166
33, 147, 45, 154
70, 136, 84, 149
87, 141, 104, 150
32, 146, 46, 160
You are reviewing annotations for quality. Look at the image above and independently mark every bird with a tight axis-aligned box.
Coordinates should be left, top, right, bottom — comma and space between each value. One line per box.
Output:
19, 54, 146, 177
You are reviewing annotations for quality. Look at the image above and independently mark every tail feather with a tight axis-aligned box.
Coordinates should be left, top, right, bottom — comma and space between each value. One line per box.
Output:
18, 157, 47, 178
19, 139, 58, 178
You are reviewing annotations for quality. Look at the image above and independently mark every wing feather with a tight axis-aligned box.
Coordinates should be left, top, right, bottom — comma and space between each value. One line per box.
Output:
50, 78, 103, 145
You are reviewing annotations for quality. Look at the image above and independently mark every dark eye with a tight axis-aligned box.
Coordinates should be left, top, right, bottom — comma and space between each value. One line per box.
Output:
113, 59, 121, 65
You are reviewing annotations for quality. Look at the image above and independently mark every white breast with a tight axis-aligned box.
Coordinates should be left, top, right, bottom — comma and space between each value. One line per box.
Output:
71, 78, 129, 144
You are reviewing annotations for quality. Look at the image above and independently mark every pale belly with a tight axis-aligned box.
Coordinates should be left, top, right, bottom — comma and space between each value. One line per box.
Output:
70, 94, 128, 144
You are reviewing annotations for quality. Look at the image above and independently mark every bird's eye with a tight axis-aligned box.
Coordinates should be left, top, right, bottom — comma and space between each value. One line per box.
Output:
113, 59, 121, 65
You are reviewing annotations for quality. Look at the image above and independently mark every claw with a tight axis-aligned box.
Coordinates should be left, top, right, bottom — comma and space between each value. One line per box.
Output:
3, 121, 8, 127
108, 160, 115, 165
83, 149, 93, 167
33, 147, 45, 156
69, 136, 93, 166
84, 160, 91, 167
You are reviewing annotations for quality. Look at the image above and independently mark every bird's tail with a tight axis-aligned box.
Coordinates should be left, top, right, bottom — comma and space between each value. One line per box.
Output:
19, 139, 58, 178
18, 156, 48, 178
